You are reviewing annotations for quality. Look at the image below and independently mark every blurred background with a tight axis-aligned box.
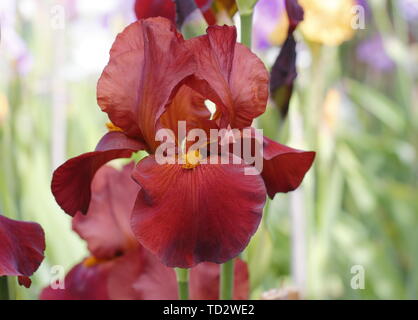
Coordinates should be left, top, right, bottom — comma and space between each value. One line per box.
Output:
0, 0, 417, 299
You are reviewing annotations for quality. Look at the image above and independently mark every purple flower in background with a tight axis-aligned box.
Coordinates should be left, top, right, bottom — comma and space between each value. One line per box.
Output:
357, 34, 395, 72
0, 0, 33, 75
356, 0, 371, 16
397, 0, 418, 22
253, 0, 286, 51
253, 0, 368, 51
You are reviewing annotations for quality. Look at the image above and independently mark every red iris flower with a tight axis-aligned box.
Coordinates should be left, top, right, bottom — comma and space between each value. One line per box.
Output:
42, 164, 248, 300
0, 214, 45, 288
134, 0, 216, 25
51, 18, 315, 268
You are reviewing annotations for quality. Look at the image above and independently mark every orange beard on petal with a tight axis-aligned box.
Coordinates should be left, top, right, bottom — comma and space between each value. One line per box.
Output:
82, 256, 113, 268
182, 150, 202, 169
105, 122, 124, 133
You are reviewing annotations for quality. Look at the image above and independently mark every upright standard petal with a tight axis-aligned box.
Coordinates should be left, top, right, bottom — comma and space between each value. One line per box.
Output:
97, 18, 196, 151
186, 25, 269, 128
131, 155, 266, 268
159, 84, 211, 144
262, 136, 315, 198
51, 131, 145, 217
0, 215, 45, 287
72, 164, 140, 260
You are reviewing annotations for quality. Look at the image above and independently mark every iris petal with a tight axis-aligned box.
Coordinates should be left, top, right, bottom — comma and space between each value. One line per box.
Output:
262, 136, 315, 198
73, 163, 140, 260
0, 215, 45, 287
186, 25, 269, 128
131, 155, 266, 268
40, 261, 111, 300
51, 132, 145, 216
97, 18, 196, 151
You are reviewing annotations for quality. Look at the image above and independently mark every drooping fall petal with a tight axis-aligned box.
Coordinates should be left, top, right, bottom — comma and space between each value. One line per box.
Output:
262, 136, 315, 198
97, 18, 196, 151
17, 276, 32, 288
51, 131, 145, 217
72, 164, 140, 260
131, 155, 266, 268
109, 248, 250, 300
186, 25, 269, 128
0, 215, 45, 287
41, 249, 250, 300
40, 261, 112, 300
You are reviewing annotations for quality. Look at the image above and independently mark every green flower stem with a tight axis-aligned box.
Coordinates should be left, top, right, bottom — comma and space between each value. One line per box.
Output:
0, 277, 9, 300
175, 268, 189, 300
218, 4, 253, 301
240, 12, 253, 49
220, 259, 234, 300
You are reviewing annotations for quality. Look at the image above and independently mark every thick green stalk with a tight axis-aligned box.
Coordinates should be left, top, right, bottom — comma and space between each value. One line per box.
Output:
0, 277, 9, 300
218, 3, 253, 301
240, 12, 253, 49
175, 268, 189, 300
220, 259, 234, 300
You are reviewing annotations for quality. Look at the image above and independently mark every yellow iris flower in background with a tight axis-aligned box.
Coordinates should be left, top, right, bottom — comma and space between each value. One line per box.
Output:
299, 0, 356, 46
269, 11, 290, 46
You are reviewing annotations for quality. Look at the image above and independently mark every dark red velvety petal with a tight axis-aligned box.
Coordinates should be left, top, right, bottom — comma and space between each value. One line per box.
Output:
72, 163, 140, 260
51, 131, 145, 217
18, 276, 32, 288
97, 18, 195, 151
262, 136, 315, 198
0, 215, 45, 286
41, 249, 250, 299
40, 253, 145, 300
135, 0, 176, 22
131, 155, 266, 268
109, 248, 249, 300
186, 25, 269, 128
40, 261, 112, 300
